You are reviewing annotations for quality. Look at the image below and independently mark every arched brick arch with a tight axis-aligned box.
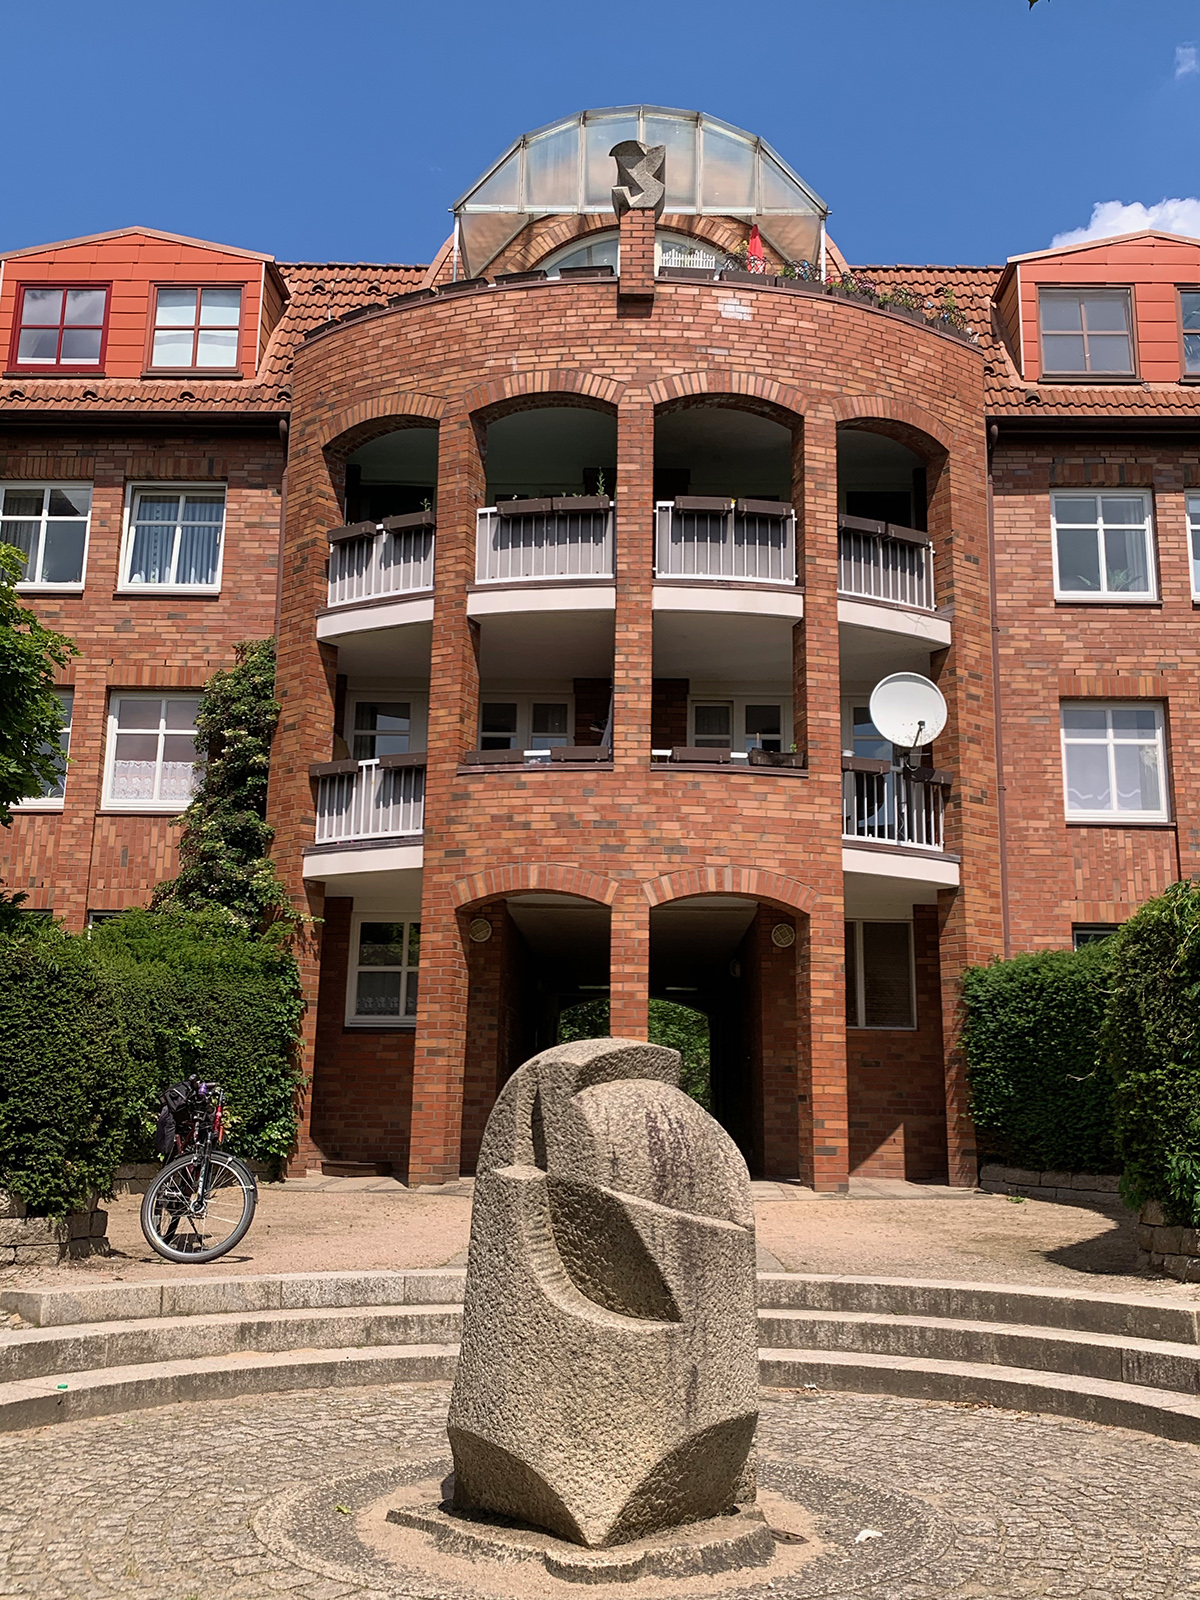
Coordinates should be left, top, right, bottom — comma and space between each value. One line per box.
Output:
647, 370, 809, 420
317, 392, 445, 454
830, 396, 955, 455
451, 863, 621, 909
642, 867, 820, 914
461, 370, 625, 419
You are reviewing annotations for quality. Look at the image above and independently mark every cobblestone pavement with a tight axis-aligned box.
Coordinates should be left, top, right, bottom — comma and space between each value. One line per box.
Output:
0, 1382, 1196, 1598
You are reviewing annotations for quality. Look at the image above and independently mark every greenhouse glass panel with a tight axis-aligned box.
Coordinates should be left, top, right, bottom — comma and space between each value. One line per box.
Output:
468, 153, 521, 209
584, 115, 638, 207
700, 123, 756, 209
642, 115, 697, 208
525, 122, 579, 208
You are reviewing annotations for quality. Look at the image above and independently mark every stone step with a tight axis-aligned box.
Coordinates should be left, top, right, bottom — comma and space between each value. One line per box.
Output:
8, 1270, 1198, 1343
0, 1304, 464, 1386
758, 1346, 1200, 1445
0, 1343, 459, 1433
758, 1308, 1200, 1394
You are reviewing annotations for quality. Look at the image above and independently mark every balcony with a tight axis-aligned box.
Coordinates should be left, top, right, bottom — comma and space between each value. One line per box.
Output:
842, 759, 948, 851
313, 756, 425, 845
655, 498, 796, 584
838, 515, 934, 611
327, 511, 435, 607
475, 498, 614, 583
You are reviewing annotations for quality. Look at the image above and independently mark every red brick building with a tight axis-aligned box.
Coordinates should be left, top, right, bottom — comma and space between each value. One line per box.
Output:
5, 108, 1199, 1190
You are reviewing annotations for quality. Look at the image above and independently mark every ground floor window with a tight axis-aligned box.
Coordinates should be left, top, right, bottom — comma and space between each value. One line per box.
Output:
105, 694, 200, 808
348, 919, 420, 1025
1072, 924, 1119, 949
845, 920, 915, 1029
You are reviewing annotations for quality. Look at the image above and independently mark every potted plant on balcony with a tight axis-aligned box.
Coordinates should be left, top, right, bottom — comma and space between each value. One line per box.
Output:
827, 271, 878, 307
925, 286, 976, 343
877, 284, 928, 324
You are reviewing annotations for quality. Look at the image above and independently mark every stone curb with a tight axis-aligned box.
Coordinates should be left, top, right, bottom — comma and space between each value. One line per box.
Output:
758, 1348, 1200, 1445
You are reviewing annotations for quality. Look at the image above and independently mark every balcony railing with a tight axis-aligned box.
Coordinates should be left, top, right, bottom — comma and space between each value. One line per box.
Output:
655, 498, 796, 583
476, 498, 614, 583
327, 511, 435, 607
842, 760, 948, 851
313, 757, 425, 845
838, 514, 934, 611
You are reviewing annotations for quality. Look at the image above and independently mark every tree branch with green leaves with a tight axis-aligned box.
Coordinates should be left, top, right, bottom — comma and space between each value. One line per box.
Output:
0, 544, 78, 829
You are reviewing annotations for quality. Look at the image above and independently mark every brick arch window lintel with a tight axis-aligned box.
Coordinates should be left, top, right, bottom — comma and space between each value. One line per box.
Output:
642, 869, 820, 915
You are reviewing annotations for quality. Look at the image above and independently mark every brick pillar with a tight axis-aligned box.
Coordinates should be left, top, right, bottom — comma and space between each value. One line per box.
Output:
797, 406, 848, 1191
927, 433, 1001, 1187
750, 909, 802, 1178
610, 886, 649, 1040
617, 209, 656, 304
613, 394, 654, 770
407, 408, 485, 1184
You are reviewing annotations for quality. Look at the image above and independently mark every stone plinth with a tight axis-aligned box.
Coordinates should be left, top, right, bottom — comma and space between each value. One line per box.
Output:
446, 1038, 760, 1549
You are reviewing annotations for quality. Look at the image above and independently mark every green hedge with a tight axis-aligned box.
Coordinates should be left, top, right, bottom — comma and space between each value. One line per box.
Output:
0, 908, 303, 1214
557, 998, 712, 1109
963, 941, 1117, 1175
1104, 881, 1200, 1224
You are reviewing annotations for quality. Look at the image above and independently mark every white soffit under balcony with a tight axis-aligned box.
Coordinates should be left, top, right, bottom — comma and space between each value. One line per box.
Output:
837, 598, 950, 646
467, 585, 616, 617
302, 844, 424, 889
841, 848, 960, 888
653, 586, 804, 621
318, 595, 435, 640
315, 615, 434, 678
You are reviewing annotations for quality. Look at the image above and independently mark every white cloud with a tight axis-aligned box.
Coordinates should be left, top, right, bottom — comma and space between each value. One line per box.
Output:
1051, 198, 1200, 248
1176, 43, 1198, 78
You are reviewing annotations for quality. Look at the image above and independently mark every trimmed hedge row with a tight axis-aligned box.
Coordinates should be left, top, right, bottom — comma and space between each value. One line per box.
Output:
0, 908, 303, 1215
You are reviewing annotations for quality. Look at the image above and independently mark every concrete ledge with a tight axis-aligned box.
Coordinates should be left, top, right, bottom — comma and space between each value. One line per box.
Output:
759, 1347, 1200, 1445
978, 1164, 1128, 1213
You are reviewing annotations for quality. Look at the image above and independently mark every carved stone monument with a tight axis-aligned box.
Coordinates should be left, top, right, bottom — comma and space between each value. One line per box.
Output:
446, 1036, 760, 1551
610, 140, 667, 219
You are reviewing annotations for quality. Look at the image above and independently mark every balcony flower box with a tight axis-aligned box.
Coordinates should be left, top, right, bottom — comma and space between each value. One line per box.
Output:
550, 495, 611, 512
497, 498, 554, 517
380, 509, 435, 532
738, 499, 793, 518
673, 495, 734, 513
327, 519, 378, 545
748, 749, 806, 769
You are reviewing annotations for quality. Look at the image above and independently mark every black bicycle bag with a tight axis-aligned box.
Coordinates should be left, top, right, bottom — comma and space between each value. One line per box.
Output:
153, 1080, 195, 1158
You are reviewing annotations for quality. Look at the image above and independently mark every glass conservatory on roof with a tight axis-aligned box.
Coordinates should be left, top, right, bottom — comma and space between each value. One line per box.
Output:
451, 106, 828, 278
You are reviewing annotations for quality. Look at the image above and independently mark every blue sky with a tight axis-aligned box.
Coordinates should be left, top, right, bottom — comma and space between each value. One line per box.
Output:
4, 0, 1197, 267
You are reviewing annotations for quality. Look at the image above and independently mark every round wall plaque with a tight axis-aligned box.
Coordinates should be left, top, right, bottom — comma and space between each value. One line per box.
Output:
771, 923, 796, 949
468, 918, 493, 943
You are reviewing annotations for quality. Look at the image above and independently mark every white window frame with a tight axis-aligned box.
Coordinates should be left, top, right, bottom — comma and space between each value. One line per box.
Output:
118, 483, 227, 593
845, 919, 917, 1031
478, 692, 575, 752
345, 693, 428, 759
345, 914, 420, 1028
1038, 287, 1135, 377
15, 687, 73, 810
2, 483, 92, 591
149, 284, 243, 371
688, 696, 789, 753
103, 692, 201, 813
1187, 494, 1200, 600
1050, 491, 1156, 602
1060, 701, 1169, 823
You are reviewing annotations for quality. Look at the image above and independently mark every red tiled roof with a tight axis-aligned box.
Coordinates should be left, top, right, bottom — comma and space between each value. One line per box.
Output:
0, 261, 426, 417
857, 263, 1200, 419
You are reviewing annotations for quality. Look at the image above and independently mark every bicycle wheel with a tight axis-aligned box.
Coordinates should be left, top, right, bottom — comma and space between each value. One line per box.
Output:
141, 1151, 257, 1264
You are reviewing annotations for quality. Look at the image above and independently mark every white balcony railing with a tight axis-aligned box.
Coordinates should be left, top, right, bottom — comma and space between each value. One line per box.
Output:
655, 499, 796, 583
476, 499, 614, 583
327, 513, 435, 607
842, 765, 945, 851
314, 759, 425, 845
838, 515, 934, 610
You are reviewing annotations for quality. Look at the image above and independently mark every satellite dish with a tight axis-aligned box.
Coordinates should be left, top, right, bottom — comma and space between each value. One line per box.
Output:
868, 673, 947, 750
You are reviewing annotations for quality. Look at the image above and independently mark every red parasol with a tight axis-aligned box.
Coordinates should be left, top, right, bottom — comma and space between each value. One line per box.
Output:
747, 224, 765, 274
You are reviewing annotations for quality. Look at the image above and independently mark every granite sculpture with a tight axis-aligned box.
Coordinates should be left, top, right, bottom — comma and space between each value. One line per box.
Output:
446, 1036, 759, 1549
610, 140, 667, 219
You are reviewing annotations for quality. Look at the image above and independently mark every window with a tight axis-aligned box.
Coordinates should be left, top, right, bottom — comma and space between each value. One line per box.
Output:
150, 286, 242, 370
1060, 703, 1168, 822
845, 921, 915, 1029
18, 688, 72, 805
1, 485, 91, 587
1051, 493, 1154, 599
348, 919, 420, 1024
1073, 924, 1119, 949
1187, 495, 1200, 598
10, 285, 108, 370
689, 699, 786, 752
1039, 289, 1134, 375
123, 487, 225, 589
479, 698, 571, 750
351, 701, 414, 760
106, 695, 200, 809
1180, 291, 1200, 376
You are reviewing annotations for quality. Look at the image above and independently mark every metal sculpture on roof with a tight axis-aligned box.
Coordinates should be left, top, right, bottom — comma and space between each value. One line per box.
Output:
451, 106, 827, 277
611, 140, 666, 219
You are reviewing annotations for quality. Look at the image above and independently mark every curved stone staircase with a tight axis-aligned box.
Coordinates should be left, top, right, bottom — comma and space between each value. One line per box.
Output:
1, 1270, 1198, 1440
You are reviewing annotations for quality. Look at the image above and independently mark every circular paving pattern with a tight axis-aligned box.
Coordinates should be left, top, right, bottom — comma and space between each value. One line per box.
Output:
0, 1382, 1196, 1598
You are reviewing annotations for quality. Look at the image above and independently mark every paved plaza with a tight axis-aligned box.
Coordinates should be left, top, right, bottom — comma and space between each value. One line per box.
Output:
0, 1380, 1194, 1598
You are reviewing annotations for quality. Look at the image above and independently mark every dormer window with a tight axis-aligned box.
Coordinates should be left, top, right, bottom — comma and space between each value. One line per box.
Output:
149, 286, 242, 370
1039, 288, 1134, 376
10, 285, 109, 370
1180, 291, 1200, 376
